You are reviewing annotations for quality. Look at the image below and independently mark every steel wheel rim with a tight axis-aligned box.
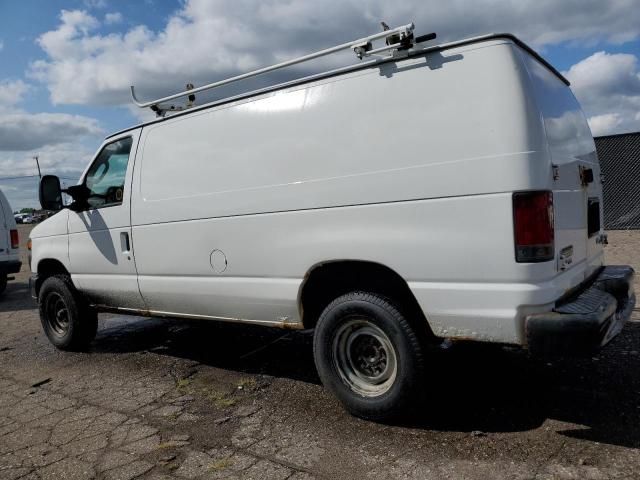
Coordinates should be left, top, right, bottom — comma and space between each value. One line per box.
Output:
332, 318, 397, 397
45, 293, 70, 337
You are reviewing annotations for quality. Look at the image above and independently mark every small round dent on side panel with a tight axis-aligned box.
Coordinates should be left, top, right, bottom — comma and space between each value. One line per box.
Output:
210, 249, 228, 274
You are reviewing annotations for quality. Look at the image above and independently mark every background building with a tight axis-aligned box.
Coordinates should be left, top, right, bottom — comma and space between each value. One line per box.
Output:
595, 131, 640, 230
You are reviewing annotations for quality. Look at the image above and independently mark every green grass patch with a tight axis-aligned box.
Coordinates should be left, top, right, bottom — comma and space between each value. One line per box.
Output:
209, 458, 233, 471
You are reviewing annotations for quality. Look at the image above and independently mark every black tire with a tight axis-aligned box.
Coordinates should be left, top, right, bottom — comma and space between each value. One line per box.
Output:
38, 275, 98, 351
313, 291, 426, 421
0, 274, 6, 296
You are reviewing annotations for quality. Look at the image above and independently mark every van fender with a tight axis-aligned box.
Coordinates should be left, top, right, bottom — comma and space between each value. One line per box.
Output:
297, 259, 434, 340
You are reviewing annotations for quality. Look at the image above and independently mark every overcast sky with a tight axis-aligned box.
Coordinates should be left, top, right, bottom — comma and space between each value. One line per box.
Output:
1, 0, 639, 210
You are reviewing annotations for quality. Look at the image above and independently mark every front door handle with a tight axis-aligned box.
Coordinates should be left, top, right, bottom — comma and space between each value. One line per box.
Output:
120, 231, 131, 254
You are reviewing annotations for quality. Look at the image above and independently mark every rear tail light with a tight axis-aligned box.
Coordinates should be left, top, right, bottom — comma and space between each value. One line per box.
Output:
513, 191, 554, 263
10, 229, 19, 250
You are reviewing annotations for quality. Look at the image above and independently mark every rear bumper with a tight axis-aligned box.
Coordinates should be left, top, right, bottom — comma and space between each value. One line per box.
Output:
2, 260, 22, 275
525, 265, 635, 356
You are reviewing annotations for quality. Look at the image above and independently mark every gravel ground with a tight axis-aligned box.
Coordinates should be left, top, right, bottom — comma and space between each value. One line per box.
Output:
1, 224, 640, 480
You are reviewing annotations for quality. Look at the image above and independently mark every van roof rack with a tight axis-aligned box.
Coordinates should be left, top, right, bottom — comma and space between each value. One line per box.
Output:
130, 22, 437, 117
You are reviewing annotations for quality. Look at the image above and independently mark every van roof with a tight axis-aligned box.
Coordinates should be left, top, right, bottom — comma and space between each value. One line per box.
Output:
107, 33, 568, 140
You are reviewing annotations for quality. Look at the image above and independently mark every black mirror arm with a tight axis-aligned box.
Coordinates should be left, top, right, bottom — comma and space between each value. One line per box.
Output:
64, 184, 91, 211
64, 184, 89, 198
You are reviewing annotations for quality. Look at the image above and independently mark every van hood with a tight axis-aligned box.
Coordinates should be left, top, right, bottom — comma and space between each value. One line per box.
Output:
30, 210, 69, 239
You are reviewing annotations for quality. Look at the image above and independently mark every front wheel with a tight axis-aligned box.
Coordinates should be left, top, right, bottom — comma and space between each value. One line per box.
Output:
38, 275, 98, 351
313, 291, 426, 421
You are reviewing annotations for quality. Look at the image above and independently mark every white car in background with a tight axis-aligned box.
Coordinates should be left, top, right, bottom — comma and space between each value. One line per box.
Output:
0, 190, 21, 294
14, 213, 35, 224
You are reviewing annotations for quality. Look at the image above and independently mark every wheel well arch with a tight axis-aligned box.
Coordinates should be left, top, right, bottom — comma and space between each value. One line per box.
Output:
35, 259, 70, 297
298, 260, 434, 339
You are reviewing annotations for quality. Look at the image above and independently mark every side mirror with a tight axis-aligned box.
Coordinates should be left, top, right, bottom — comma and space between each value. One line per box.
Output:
39, 175, 63, 211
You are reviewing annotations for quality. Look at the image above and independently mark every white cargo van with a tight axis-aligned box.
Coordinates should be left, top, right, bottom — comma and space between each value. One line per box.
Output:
0, 189, 21, 294
31, 26, 635, 419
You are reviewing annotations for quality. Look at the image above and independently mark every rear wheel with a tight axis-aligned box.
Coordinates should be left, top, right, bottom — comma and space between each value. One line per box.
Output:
0, 275, 6, 296
38, 275, 98, 351
313, 291, 426, 421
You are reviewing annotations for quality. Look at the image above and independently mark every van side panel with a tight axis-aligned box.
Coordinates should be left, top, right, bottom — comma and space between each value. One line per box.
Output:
131, 40, 554, 343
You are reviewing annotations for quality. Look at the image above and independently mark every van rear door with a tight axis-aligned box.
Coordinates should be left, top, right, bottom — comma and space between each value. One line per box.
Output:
522, 53, 603, 281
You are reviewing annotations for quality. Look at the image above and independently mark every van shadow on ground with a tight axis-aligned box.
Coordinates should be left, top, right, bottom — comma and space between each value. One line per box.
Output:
0, 281, 34, 314
91, 312, 640, 449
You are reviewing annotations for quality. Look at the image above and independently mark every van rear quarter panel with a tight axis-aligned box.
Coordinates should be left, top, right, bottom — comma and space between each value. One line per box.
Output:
520, 51, 604, 283
131, 40, 556, 343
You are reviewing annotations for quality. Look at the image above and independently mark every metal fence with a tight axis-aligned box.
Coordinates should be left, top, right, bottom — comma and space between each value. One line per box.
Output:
595, 132, 640, 230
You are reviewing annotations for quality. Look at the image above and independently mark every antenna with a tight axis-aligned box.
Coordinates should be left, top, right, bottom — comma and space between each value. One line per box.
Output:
131, 22, 437, 117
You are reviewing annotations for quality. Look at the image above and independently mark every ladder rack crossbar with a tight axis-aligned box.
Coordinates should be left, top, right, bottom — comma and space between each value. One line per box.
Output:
130, 22, 415, 109
363, 42, 404, 57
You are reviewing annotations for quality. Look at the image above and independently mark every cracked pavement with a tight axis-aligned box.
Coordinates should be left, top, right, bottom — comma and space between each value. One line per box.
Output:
1, 225, 640, 479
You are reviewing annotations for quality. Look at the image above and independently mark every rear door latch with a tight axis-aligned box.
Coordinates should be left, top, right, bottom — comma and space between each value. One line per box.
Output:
579, 166, 594, 186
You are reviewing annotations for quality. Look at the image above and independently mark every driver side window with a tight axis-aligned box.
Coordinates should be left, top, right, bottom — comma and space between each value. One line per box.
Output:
84, 137, 133, 209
